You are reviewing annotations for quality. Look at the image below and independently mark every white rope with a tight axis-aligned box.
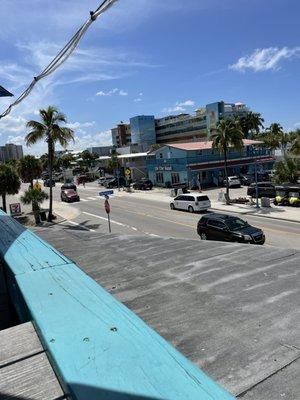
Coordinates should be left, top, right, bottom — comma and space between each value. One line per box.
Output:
0, 0, 118, 119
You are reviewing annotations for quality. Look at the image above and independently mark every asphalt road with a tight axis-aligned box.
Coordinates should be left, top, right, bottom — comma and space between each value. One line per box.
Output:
49, 183, 300, 250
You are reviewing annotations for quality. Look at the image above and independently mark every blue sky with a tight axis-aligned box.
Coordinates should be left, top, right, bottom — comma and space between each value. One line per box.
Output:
0, 0, 299, 154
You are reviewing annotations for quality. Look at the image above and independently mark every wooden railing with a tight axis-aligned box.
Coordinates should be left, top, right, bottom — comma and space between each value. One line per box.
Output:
0, 209, 235, 400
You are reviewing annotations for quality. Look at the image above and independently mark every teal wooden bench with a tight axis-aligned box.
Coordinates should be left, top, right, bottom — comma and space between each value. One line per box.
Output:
0, 210, 235, 400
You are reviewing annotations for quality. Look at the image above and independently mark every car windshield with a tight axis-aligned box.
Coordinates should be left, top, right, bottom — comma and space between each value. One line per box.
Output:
225, 218, 249, 231
276, 190, 286, 196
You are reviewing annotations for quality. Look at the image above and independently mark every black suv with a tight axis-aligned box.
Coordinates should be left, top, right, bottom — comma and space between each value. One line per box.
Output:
132, 179, 153, 190
247, 182, 276, 198
105, 177, 127, 188
197, 213, 265, 244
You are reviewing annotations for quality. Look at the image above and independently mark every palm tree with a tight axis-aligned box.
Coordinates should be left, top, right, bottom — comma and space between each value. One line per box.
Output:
25, 106, 74, 221
21, 188, 49, 224
0, 164, 21, 213
288, 129, 300, 156
259, 123, 289, 156
212, 119, 244, 201
18, 155, 42, 188
238, 112, 264, 138
273, 158, 299, 184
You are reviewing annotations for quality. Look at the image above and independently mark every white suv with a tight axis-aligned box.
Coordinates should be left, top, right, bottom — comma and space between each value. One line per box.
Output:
170, 193, 211, 213
224, 176, 241, 188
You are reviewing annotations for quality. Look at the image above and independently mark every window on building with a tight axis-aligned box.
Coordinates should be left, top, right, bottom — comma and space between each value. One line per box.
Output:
159, 153, 163, 159
171, 172, 180, 184
156, 172, 164, 184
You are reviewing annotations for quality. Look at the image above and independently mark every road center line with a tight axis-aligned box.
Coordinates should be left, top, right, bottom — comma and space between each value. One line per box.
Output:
60, 220, 96, 232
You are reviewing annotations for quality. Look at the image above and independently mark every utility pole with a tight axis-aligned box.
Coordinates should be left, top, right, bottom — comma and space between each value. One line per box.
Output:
255, 159, 259, 208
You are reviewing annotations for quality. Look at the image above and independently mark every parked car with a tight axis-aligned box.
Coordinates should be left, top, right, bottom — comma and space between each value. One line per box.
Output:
61, 183, 77, 191
224, 176, 241, 188
197, 213, 265, 244
170, 193, 211, 213
132, 179, 153, 190
98, 176, 113, 186
247, 182, 276, 198
61, 189, 80, 202
238, 174, 251, 186
105, 177, 127, 188
43, 179, 56, 187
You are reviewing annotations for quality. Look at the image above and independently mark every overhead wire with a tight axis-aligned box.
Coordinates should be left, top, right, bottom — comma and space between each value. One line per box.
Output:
0, 0, 118, 119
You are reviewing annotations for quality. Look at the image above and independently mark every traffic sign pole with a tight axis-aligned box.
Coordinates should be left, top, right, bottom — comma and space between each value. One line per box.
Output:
104, 195, 111, 233
107, 213, 111, 233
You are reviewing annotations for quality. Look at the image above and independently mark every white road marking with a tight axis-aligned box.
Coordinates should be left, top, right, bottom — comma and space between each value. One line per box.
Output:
83, 211, 125, 226
87, 197, 97, 200
80, 198, 89, 202
60, 220, 96, 232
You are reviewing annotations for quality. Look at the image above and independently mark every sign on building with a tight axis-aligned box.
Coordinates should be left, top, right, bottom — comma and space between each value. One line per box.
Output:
155, 165, 172, 171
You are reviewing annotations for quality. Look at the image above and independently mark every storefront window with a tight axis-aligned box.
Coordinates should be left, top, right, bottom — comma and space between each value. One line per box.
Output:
156, 172, 164, 184
171, 172, 180, 184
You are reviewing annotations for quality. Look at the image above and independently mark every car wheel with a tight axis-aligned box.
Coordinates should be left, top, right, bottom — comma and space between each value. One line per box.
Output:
188, 206, 194, 213
200, 232, 207, 240
170, 203, 175, 210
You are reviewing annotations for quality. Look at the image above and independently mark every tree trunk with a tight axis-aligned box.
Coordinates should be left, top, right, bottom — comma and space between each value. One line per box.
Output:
1, 194, 7, 213
33, 201, 41, 225
47, 138, 54, 222
224, 147, 230, 203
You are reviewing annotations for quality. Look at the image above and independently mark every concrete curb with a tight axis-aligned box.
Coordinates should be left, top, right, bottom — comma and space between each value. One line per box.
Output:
210, 206, 299, 224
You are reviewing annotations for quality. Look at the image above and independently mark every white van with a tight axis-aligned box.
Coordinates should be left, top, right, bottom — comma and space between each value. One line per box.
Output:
170, 193, 211, 213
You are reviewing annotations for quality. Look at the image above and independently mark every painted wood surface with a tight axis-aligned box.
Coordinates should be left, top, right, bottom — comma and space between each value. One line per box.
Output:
0, 322, 65, 400
0, 210, 236, 400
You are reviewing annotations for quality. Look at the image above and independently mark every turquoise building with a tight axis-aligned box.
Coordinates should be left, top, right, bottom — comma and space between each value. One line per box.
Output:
147, 140, 275, 188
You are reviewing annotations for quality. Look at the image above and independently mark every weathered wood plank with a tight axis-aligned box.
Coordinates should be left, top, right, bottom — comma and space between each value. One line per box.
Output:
0, 352, 65, 400
17, 264, 235, 400
0, 322, 43, 367
0, 213, 70, 275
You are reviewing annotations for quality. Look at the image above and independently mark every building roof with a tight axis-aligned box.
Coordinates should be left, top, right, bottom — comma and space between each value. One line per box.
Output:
98, 152, 150, 161
167, 139, 262, 151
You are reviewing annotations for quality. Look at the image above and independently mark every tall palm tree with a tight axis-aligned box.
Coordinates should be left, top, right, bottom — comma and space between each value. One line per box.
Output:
238, 112, 264, 138
212, 119, 244, 201
288, 129, 300, 156
25, 106, 74, 221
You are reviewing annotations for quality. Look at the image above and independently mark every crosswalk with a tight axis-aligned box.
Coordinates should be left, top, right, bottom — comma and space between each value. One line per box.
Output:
78, 196, 99, 202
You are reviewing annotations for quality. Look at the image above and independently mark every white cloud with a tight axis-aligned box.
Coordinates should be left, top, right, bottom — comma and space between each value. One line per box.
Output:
7, 135, 25, 146
66, 121, 95, 130
162, 99, 195, 113
73, 130, 112, 151
230, 47, 300, 72
134, 98, 142, 102
96, 88, 128, 96
162, 105, 186, 113
177, 100, 195, 107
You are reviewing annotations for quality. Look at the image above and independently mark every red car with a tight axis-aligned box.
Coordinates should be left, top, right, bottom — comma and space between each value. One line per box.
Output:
61, 189, 80, 203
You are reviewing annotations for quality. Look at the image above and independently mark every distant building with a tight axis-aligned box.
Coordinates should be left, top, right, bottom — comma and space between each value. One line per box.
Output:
112, 123, 131, 147
111, 101, 251, 150
87, 146, 115, 157
129, 115, 156, 151
155, 109, 207, 144
0, 143, 23, 162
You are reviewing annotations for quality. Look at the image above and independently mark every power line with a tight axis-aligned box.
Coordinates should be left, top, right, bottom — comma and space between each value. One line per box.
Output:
0, 0, 118, 119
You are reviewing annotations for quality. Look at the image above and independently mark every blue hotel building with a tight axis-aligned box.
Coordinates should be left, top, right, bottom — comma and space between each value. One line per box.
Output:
147, 140, 275, 188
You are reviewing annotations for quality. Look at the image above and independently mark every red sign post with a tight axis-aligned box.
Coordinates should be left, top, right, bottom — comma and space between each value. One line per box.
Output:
104, 196, 111, 233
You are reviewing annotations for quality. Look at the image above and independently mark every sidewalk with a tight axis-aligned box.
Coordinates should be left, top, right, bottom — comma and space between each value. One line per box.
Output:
121, 187, 300, 223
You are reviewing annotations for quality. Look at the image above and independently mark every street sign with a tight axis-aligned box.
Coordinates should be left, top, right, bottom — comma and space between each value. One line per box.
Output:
99, 190, 114, 197
125, 168, 131, 178
34, 181, 42, 191
9, 203, 22, 217
104, 198, 111, 214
